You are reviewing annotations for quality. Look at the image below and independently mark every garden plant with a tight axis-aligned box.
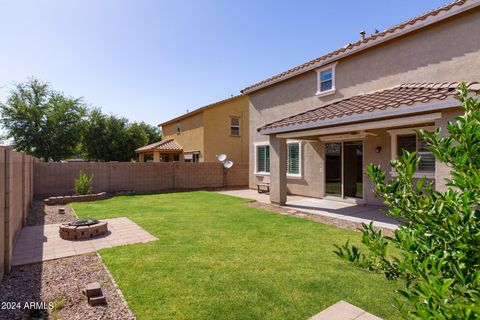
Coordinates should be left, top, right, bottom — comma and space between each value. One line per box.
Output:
74, 171, 94, 195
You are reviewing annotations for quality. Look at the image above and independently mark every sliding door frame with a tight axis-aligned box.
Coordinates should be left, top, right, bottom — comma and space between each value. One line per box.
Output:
323, 139, 364, 202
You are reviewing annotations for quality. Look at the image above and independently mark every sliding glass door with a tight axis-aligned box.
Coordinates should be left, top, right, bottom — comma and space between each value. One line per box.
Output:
325, 141, 363, 199
325, 143, 342, 196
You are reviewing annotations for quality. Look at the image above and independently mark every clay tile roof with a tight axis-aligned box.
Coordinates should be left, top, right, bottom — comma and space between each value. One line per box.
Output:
242, 0, 472, 94
135, 139, 183, 153
258, 82, 480, 132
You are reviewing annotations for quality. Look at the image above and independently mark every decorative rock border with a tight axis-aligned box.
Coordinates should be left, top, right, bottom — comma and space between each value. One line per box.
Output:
44, 192, 109, 205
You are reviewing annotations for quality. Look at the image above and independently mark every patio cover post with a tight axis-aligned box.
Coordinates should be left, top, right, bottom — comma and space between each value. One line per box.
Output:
138, 153, 144, 162
153, 151, 160, 162
269, 135, 287, 205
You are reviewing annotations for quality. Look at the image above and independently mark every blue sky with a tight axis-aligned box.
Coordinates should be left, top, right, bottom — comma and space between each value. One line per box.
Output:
0, 0, 449, 126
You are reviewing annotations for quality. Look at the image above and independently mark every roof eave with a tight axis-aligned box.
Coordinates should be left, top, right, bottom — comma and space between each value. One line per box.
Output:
242, 0, 480, 95
157, 94, 246, 127
258, 98, 459, 135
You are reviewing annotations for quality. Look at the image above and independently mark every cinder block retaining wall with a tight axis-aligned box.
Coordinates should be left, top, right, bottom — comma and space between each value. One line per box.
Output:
33, 162, 249, 198
0, 147, 35, 279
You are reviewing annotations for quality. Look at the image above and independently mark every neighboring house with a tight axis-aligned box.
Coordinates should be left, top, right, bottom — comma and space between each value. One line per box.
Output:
136, 94, 249, 163
242, 0, 480, 206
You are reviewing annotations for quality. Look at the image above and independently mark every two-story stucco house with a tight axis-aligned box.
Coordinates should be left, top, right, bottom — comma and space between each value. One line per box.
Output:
243, 0, 480, 206
136, 94, 249, 164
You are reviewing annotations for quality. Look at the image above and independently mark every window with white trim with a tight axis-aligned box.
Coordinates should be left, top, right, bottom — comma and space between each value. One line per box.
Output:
316, 63, 336, 96
397, 134, 435, 172
256, 145, 270, 173
388, 126, 435, 176
286, 142, 300, 175
230, 117, 240, 136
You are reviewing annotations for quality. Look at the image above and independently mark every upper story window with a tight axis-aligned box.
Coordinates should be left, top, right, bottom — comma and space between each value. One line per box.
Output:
315, 63, 337, 97
230, 117, 240, 136
176, 122, 181, 135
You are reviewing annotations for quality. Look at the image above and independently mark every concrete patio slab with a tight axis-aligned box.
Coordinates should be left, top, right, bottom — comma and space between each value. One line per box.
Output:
216, 188, 307, 203
12, 217, 157, 266
216, 189, 398, 230
309, 300, 382, 320
284, 198, 398, 230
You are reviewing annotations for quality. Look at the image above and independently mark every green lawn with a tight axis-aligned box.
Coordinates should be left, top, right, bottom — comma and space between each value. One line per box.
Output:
72, 191, 401, 320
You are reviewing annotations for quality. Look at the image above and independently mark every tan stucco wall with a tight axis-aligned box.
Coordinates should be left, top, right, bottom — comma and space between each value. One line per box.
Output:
162, 112, 205, 160
203, 95, 249, 163
362, 129, 393, 206
162, 95, 249, 163
248, 8, 480, 203
285, 141, 323, 198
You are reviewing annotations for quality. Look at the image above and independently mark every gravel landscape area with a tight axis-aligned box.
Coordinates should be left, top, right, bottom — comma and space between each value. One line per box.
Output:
0, 202, 135, 319
26, 201, 78, 226
0, 253, 134, 320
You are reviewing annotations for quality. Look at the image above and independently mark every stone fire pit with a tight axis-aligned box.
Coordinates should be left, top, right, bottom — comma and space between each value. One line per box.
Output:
59, 219, 108, 240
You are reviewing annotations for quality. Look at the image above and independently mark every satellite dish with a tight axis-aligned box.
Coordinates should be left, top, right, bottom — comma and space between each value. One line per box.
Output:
216, 154, 227, 162
223, 160, 233, 169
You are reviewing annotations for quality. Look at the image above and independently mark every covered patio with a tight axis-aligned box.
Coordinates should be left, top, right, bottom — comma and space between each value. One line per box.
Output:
217, 188, 398, 230
256, 83, 478, 208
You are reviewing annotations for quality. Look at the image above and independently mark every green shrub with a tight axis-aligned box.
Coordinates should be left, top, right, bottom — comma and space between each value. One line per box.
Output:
335, 83, 480, 319
74, 171, 94, 195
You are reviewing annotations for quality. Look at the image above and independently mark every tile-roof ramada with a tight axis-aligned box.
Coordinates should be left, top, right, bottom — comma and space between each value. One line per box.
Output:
258, 82, 480, 133
135, 139, 183, 153
242, 0, 477, 94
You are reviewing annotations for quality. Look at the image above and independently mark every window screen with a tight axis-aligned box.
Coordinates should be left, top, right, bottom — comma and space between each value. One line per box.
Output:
257, 145, 270, 173
287, 143, 300, 175
397, 134, 434, 172
397, 134, 416, 154
230, 117, 240, 136
320, 68, 333, 92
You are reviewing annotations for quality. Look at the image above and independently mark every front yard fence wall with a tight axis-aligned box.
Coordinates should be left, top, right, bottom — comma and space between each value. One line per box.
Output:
33, 162, 249, 198
0, 147, 35, 279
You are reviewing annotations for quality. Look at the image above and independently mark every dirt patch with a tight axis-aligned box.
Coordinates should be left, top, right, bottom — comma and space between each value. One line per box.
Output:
247, 201, 395, 237
26, 201, 77, 226
0, 253, 134, 320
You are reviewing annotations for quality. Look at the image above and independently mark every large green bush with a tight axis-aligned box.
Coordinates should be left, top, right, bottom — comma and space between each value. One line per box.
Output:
335, 83, 480, 319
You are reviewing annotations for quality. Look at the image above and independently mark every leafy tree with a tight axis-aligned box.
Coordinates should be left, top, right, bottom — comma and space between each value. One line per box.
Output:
82, 109, 150, 161
335, 83, 480, 319
0, 78, 86, 161
132, 121, 161, 144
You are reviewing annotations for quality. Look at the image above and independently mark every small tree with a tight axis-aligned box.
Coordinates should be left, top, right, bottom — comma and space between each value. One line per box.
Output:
335, 83, 480, 319
74, 171, 94, 195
